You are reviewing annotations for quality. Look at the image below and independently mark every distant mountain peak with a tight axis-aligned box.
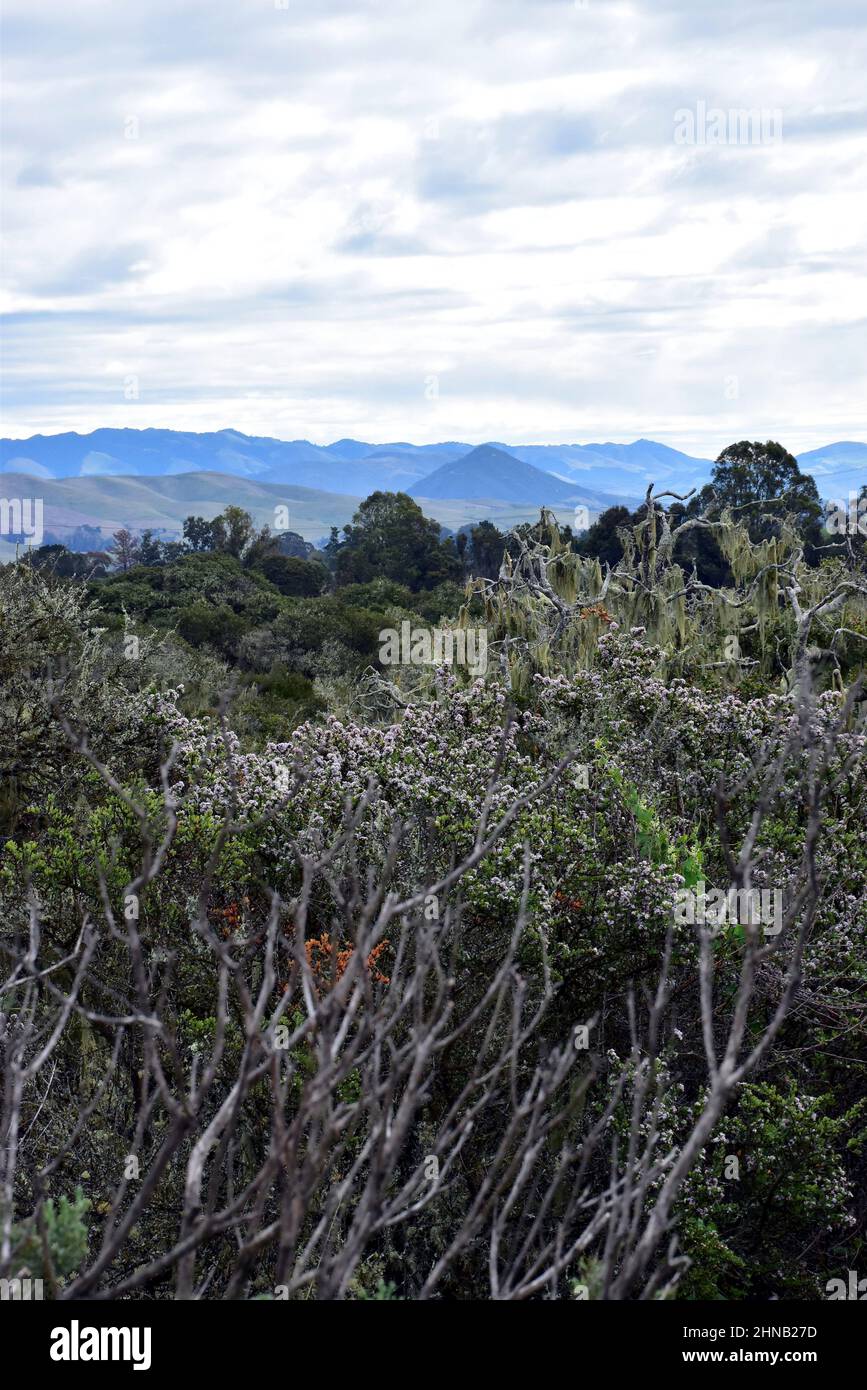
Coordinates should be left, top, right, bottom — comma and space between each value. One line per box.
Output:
461, 443, 517, 463
410, 442, 587, 506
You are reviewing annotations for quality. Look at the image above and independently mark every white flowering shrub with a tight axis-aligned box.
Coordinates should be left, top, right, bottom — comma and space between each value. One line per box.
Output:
1, 513, 865, 1301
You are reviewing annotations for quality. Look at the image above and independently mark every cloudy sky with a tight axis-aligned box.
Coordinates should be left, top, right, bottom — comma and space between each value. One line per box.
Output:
1, 0, 866, 456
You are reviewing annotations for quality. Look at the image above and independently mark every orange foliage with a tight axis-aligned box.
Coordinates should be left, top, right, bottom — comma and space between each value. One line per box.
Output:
578, 604, 614, 624
304, 932, 390, 990
553, 890, 585, 914
210, 896, 250, 938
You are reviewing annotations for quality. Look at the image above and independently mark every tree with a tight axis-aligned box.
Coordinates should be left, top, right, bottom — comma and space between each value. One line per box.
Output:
666, 499, 730, 586
335, 491, 462, 591
177, 600, 244, 654
182, 515, 218, 552
274, 530, 316, 560
212, 505, 256, 560
698, 440, 822, 547
320, 526, 340, 569
110, 528, 140, 572
137, 530, 163, 566
574, 505, 633, 567
258, 554, 328, 597
27, 544, 108, 580
183, 509, 267, 563
473, 498, 867, 694
466, 520, 508, 578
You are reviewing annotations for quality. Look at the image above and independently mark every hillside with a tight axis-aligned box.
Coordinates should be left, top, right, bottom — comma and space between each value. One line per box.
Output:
3, 431, 863, 533
503, 439, 713, 498
796, 442, 867, 497
0, 470, 599, 558
0, 429, 449, 497
0, 471, 363, 548
410, 443, 611, 507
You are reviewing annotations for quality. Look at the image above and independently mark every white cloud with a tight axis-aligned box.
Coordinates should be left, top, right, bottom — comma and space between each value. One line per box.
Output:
1, 0, 865, 456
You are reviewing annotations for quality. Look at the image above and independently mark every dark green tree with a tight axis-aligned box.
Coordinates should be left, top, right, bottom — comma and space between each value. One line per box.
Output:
27, 544, 109, 580
177, 601, 244, 655
699, 440, 822, 548
258, 554, 328, 597
574, 505, 633, 567
467, 520, 508, 578
667, 500, 730, 587
183, 515, 218, 552
334, 492, 461, 591
212, 505, 256, 560
322, 527, 342, 572
138, 530, 163, 566
274, 530, 316, 560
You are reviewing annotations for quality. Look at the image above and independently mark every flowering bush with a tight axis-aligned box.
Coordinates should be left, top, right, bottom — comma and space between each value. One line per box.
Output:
1, 520, 864, 1301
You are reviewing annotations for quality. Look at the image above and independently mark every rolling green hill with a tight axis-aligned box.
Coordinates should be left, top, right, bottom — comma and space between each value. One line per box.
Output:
0, 470, 597, 552
0, 471, 363, 546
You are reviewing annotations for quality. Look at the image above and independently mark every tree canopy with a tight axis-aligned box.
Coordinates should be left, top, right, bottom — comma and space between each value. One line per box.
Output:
334, 491, 462, 591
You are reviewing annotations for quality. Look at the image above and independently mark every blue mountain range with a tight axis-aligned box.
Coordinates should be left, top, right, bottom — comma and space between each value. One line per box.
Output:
1, 428, 863, 510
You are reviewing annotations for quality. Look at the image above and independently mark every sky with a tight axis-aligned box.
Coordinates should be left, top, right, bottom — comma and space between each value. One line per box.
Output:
1, 0, 866, 457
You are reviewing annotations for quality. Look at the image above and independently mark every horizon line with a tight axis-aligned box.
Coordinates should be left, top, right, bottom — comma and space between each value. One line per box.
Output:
2, 425, 865, 459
